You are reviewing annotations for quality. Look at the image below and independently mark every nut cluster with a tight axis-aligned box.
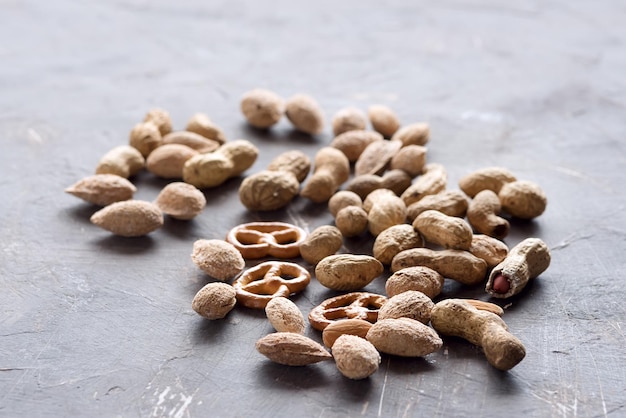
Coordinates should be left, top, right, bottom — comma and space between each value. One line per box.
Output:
66, 108, 258, 236
67, 92, 553, 386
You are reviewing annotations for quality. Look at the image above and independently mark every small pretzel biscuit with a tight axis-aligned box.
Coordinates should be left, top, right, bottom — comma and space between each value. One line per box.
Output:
308, 292, 388, 331
233, 261, 311, 309
226, 222, 307, 259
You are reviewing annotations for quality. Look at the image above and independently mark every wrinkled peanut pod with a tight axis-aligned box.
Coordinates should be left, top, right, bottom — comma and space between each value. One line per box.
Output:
430, 299, 526, 371
285, 94, 325, 135
330, 130, 383, 162
183, 140, 259, 189
366, 318, 442, 357
332, 107, 367, 136
355, 139, 402, 176
192, 282, 237, 320
390, 122, 430, 146
96, 145, 145, 178
241, 88, 285, 128
315, 254, 383, 291
328, 191, 362, 217
368, 105, 400, 138
406, 190, 469, 222
346, 170, 412, 200
300, 147, 350, 203
373, 224, 424, 265
335, 206, 369, 237
299, 225, 343, 265
458, 167, 516, 198
144, 108, 172, 136
146, 144, 199, 179
385, 266, 444, 299
366, 192, 407, 237
162, 131, 220, 153
267, 150, 311, 183
333, 335, 381, 380
377, 290, 434, 324
413, 210, 473, 250
486, 238, 551, 298
185, 113, 227, 144
469, 234, 509, 268
129, 121, 162, 158
467, 189, 509, 239
401, 163, 447, 206
155, 182, 206, 220
498, 180, 547, 219
389, 145, 427, 177
239, 170, 300, 211
391, 248, 487, 286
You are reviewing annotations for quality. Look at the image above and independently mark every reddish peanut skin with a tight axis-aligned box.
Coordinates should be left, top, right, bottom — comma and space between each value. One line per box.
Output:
485, 238, 551, 298
431, 299, 526, 371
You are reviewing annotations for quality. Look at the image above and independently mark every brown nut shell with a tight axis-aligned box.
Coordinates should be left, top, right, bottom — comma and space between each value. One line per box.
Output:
65, 174, 136, 206
391, 248, 488, 286
192, 282, 237, 320
255, 332, 332, 366
90, 200, 163, 237
241, 88, 285, 128
265, 297, 306, 334
377, 290, 434, 324
368, 105, 400, 138
331, 107, 367, 136
191, 239, 245, 281
485, 238, 550, 298
299, 225, 343, 265
498, 180, 547, 219
366, 318, 442, 357
155, 182, 206, 220
469, 234, 509, 268
322, 319, 373, 348
458, 167, 517, 198
146, 143, 199, 179
162, 131, 220, 153
385, 266, 444, 299
373, 224, 424, 265
285, 94, 325, 134
333, 335, 381, 380
390, 122, 430, 146
413, 210, 473, 250
330, 130, 383, 162
406, 190, 469, 222
315, 254, 383, 291
239, 170, 300, 211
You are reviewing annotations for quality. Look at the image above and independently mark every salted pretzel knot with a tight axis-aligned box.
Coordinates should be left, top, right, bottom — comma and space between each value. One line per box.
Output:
226, 222, 307, 259
308, 292, 388, 331
232, 261, 311, 309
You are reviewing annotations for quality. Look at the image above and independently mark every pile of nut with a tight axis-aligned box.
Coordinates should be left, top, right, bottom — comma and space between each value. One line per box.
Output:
66, 88, 551, 380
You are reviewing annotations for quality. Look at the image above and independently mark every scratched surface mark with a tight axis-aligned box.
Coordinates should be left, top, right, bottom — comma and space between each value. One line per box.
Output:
1, 0, 625, 417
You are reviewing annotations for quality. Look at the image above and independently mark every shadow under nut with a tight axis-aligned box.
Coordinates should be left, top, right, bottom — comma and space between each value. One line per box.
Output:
391, 248, 487, 286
